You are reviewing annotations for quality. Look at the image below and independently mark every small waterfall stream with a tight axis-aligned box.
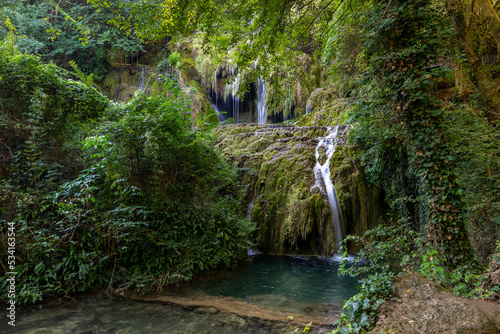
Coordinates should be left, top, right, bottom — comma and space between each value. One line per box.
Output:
212, 103, 223, 123
313, 126, 344, 254
138, 67, 146, 91
257, 77, 268, 124
246, 201, 254, 219
305, 99, 312, 114
225, 65, 241, 124
284, 85, 292, 120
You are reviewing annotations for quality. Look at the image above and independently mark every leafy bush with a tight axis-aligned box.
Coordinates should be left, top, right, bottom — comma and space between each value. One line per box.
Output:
0, 38, 109, 304
0, 1, 145, 79
332, 272, 394, 334
80, 83, 253, 290
442, 103, 500, 265
157, 52, 181, 75
0, 40, 252, 305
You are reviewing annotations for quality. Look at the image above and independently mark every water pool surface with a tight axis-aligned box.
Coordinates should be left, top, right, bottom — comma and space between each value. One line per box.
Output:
1, 255, 359, 333
176, 255, 359, 316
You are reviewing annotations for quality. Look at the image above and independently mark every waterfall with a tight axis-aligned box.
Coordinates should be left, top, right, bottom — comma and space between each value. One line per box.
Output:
305, 99, 312, 114
210, 65, 241, 123
246, 201, 261, 255
213, 71, 217, 108
226, 65, 240, 124
313, 126, 344, 254
257, 76, 268, 124
246, 201, 254, 219
284, 86, 292, 120
138, 67, 146, 91
211, 103, 223, 123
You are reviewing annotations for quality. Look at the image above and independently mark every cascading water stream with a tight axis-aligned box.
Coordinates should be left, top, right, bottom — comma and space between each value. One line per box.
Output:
246, 201, 261, 255
211, 103, 223, 123
246, 201, 254, 219
212, 71, 217, 108
305, 99, 312, 115
138, 67, 146, 91
257, 77, 268, 124
284, 85, 292, 120
313, 126, 344, 254
226, 65, 240, 124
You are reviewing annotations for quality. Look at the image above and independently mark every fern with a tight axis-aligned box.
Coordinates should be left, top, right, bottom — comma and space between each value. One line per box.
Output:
68, 60, 94, 87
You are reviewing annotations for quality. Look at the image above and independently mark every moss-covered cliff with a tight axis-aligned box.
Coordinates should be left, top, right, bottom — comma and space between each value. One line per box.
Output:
97, 60, 217, 128
213, 119, 383, 255
99, 66, 159, 102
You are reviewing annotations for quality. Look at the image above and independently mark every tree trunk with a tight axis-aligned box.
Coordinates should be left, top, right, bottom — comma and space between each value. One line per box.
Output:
447, 0, 500, 122
454, 59, 468, 94
477, 0, 500, 62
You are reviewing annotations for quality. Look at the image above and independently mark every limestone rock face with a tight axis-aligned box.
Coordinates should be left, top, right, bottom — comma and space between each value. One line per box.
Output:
373, 273, 500, 334
100, 66, 159, 102
98, 65, 215, 127
213, 123, 383, 255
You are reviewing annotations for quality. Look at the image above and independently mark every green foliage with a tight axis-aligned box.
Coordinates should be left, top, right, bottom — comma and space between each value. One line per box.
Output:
69, 60, 94, 88
322, 1, 369, 88
348, 0, 475, 268
0, 39, 252, 305
335, 221, 490, 332
331, 223, 409, 333
332, 2, 497, 329
339, 224, 420, 277
168, 51, 181, 68
332, 272, 394, 334
334, 219, 495, 333
157, 51, 181, 77
74, 81, 253, 292
0, 1, 145, 79
91, 0, 342, 111
442, 103, 500, 264
0, 39, 109, 304
286, 319, 312, 333
477, 241, 500, 300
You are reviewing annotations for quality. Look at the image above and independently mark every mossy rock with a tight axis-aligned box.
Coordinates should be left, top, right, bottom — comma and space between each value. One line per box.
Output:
298, 96, 350, 127
97, 66, 160, 102
214, 122, 384, 256
329, 144, 384, 253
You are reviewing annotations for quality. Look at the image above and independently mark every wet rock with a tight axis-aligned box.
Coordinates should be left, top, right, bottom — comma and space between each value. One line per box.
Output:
213, 120, 383, 255
317, 146, 327, 165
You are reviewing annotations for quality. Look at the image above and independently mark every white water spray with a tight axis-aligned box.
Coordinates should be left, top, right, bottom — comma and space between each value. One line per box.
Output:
313, 126, 344, 254
284, 86, 292, 120
213, 71, 217, 107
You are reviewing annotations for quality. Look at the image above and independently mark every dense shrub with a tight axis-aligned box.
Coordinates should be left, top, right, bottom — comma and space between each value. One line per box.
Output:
0, 39, 252, 305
